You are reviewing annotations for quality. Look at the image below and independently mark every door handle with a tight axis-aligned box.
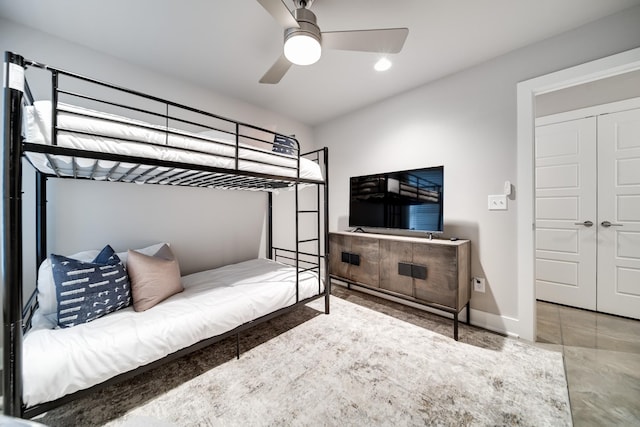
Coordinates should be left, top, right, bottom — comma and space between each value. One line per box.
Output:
574, 221, 594, 227
601, 221, 623, 228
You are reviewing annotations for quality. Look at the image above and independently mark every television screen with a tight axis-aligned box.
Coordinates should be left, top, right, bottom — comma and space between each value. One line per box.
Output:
349, 166, 444, 233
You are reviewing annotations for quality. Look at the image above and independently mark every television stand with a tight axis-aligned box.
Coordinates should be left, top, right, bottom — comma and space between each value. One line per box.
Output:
351, 227, 366, 233
329, 231, 471, 340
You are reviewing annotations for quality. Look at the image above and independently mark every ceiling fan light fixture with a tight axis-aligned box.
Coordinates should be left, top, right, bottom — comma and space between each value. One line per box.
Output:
284, 32, 322, 65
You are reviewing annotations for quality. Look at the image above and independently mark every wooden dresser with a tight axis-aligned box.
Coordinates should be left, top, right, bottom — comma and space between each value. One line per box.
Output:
329, 231, 471, 340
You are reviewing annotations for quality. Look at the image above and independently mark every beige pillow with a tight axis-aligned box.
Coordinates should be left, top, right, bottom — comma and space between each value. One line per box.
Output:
127, 245, 183, 312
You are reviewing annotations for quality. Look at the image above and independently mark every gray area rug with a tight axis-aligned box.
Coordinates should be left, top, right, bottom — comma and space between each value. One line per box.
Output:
34, 295, 571, 426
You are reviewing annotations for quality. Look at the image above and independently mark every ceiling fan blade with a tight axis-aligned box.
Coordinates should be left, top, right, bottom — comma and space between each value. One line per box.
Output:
259, 54, 293, 84
322, 28, 409, 54
256, 0, 299, 29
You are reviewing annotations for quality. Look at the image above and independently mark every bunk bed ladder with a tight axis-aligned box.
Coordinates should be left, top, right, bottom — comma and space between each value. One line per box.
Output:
294, 150, 327, 309
271, 148, 328, 313
295, 184, 316, 303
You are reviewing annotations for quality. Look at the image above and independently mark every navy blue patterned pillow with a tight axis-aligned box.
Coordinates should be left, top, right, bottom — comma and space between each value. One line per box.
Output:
272, 134, 296, 156
51, 245, 131, 328
93, 244, 118, 264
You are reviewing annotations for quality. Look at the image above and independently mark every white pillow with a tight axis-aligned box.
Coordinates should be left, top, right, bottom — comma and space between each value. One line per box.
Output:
31, 101, 54, 144
31, 243, 169, 330
22, 105, 44, 143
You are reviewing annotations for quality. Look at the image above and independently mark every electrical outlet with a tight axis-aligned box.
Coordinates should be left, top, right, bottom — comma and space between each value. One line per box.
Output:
473, 277, 486, 293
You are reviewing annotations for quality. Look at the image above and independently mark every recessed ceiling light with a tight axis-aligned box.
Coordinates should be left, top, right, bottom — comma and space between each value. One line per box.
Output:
374, 57, 392, 72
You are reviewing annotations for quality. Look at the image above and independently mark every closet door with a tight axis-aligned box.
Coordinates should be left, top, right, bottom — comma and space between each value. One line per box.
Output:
597, 108, 640, 320
535, 117, 597, 310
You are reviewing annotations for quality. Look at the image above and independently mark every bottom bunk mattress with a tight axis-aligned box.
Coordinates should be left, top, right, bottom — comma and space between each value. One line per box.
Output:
23, 258, 324, 408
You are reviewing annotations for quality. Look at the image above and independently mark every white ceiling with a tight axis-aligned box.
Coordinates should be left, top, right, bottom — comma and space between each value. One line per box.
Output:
1, 0, 640, 126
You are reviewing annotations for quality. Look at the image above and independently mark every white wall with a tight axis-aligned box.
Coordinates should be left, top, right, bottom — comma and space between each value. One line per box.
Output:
315, 6, 640, 335
0, 18, 314, 291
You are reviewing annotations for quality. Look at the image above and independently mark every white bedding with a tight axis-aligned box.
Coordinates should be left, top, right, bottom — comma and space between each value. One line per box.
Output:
23, 101, 324, 185
23, 258, 324, 407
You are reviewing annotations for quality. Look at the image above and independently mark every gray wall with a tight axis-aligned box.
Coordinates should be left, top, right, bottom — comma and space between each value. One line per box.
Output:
315, 6, 640, 331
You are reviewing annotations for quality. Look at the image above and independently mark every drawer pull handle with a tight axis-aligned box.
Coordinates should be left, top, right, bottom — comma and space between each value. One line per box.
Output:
341, 252, 360, 266
398, 262, 427, 279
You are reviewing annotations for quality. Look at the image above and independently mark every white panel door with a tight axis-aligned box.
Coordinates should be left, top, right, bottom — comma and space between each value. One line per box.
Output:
597, 108, 640, 320
535, 117, 597, 309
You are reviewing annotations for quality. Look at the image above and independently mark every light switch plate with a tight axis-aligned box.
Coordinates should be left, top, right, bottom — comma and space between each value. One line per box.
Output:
488, 194, 507, 210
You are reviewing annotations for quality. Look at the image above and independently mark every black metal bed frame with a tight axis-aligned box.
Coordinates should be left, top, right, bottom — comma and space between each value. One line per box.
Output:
2, 52, 330, 418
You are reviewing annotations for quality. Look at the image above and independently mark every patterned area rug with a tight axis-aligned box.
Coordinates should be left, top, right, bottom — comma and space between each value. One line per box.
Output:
34, 294, 572, 426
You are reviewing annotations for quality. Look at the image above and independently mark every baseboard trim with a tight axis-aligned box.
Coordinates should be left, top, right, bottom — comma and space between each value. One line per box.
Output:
333, 281, 522, 339
469, 308, 520, 339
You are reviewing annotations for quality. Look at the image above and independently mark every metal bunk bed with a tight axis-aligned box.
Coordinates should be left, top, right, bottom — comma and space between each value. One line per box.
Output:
2, 51, 329, 418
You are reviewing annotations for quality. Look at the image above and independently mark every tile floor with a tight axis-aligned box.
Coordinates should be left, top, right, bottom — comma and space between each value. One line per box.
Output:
536, 300, 640, 426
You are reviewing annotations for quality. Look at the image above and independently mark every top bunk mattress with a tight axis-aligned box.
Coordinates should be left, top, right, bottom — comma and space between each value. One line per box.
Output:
22, 101, 324, 186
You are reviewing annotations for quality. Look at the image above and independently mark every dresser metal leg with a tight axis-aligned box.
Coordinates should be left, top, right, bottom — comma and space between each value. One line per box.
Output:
454, 312, 459, 341
236, 333, 240, 359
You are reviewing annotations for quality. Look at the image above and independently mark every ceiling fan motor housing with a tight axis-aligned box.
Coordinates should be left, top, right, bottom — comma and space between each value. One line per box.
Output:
284, 7, 321, 46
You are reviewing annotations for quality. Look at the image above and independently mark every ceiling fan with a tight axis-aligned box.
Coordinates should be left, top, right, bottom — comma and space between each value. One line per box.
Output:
256, 0, 409, 84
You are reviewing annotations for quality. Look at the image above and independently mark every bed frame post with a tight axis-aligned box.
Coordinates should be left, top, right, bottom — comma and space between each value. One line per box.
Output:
2, 51, 25, 417
295, 182, 300, 303
36, 172, 47, 269
267, 192, 273, 260
323, 147, 330, 314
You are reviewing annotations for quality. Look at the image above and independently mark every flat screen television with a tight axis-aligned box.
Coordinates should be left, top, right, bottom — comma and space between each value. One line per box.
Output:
349, 166, 444, 234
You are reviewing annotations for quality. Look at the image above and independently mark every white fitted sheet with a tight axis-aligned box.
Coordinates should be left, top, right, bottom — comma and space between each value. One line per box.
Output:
23, 101, 324, 184
23, 258, 324, 407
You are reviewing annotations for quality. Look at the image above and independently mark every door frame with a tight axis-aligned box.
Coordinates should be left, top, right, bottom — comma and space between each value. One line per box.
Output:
516, 46, 640, 341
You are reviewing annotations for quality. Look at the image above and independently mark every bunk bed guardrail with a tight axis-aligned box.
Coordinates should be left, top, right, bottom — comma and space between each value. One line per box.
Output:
17, 53, 327, 191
